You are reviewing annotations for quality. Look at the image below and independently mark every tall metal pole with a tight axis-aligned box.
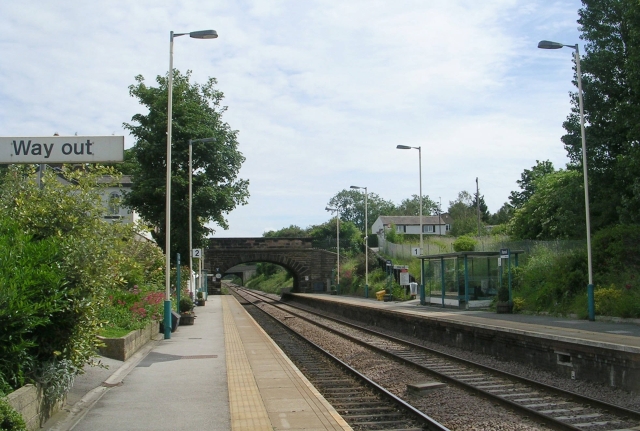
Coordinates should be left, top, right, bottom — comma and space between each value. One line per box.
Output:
537, 40, 594, 321
351, 186, 368, 297
164, 31, 175, 340
189, 139, 194, 301
337, 211, 340, 292
364, 189, 368, 297
574, 45, 594, 321
476, 177, 481, 236
326, 207, 340, 293
418, 146, 423, 253
438, 197, 442, 236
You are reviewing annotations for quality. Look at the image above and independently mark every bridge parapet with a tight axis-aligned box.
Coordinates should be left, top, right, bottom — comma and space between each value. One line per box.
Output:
206, 237, 313, 249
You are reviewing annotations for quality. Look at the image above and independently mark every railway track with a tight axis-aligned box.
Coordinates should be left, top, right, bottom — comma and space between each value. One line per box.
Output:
233, 286, 640, 431
230, 287, 450, 431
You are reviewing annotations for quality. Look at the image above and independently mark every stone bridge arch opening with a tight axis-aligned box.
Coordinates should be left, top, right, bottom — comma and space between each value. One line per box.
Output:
205, 237, 336, 293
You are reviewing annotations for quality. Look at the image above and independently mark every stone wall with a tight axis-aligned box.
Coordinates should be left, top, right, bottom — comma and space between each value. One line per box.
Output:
7, 384, 62, 431
97, 321, 159, 361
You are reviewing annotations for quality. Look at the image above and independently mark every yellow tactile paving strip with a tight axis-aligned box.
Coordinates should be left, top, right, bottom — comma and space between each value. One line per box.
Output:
223, 296, 352, 431
223, 297, 272, 431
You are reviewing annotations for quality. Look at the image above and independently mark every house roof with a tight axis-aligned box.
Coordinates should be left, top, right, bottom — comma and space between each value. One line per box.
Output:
377, 214, 451, 225
97, 175, 132, 187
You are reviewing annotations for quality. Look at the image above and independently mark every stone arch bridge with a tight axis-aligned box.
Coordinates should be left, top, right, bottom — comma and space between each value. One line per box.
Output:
205, 237, 337, 292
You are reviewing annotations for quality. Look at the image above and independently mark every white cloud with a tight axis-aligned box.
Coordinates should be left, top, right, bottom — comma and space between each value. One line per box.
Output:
0, 0, 582, 236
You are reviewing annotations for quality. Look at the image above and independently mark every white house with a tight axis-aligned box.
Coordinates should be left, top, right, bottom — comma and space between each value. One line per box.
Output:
98, 175, 154, 241
371, 214, 452, 236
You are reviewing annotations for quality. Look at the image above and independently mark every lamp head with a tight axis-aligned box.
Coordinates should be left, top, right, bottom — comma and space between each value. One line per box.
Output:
396, 145, 412, 150
350, 185, 361, 190
538, 40, 564, 49
190, 30, 218, 39
325, 207, 336, 212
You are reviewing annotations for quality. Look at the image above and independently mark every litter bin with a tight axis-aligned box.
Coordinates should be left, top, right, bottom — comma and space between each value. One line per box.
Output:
375, 290, 386, 301
409, 282, 418, 298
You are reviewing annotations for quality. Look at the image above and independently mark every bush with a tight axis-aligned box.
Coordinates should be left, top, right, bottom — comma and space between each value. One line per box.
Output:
453, 235, 477, 252
0, 396, 26, 431
179, 297, 194, 313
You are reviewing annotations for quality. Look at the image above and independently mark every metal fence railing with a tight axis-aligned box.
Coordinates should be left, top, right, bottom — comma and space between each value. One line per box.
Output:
379, 235, 585, 259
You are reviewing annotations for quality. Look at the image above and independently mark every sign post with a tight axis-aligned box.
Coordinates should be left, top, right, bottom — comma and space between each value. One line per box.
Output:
500, 248, 512, 302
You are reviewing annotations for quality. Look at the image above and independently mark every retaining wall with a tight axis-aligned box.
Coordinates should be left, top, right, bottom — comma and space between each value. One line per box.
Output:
6, 384, 62, 431
97, 321, 159, 361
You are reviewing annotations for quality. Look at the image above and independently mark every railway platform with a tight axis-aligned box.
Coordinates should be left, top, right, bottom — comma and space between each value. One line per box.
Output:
285, 293, 640, 393
42, 295, 352, 431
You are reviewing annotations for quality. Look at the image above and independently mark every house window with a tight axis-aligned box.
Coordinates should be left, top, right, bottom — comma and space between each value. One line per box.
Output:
108, 192, 121, 215
396, 225, 406, 233
445, 224, 450, 231
423, 225, 434, 233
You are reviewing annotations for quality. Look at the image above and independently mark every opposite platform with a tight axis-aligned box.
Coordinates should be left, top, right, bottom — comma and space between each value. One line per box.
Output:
44, 295, 351, 431
287, 293, 640, 392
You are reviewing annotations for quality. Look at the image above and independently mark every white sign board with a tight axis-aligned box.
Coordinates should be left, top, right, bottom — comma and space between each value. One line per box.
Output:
192, 248, 203, 258
412, 247, 422, 256
399, 271, 410, 286
0, 136, 124, 164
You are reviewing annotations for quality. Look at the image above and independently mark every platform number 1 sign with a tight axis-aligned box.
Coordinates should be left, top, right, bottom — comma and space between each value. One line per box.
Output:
192, 249, 202, 258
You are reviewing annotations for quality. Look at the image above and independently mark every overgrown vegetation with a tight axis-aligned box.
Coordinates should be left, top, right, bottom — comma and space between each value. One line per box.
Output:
0, 396, 26, 431
510, 225, 640, 317
0, 165, 166, 406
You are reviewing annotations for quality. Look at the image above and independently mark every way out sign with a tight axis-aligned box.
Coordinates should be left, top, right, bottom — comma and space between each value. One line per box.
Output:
0, 136, 124, 164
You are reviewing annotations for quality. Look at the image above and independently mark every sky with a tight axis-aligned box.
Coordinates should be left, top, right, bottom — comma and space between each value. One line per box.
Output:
0, 0, 584, 237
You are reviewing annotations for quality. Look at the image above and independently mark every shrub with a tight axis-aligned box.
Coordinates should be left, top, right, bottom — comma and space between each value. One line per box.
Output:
512, 297, 525, 312
594, 285, 622, 316
0, 396, 27, 431
453, 235, 477, 252
179, 297, 194, 313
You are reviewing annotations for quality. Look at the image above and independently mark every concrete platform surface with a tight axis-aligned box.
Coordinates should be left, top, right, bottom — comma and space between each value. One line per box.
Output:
43, 295, 351, 431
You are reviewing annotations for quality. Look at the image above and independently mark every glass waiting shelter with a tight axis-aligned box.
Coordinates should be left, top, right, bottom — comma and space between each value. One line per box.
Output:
418, 250, 524, 309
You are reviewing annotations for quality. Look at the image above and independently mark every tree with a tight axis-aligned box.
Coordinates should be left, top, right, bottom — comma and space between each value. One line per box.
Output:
509, 160, 555, 209
327, 189, 395, 233
123, 71, 249, 262
263, 225, 309, 237
472, 194, 490, 223
489, 202, 514, 225
448, 191, 480, 236
393, 194, 438, 217
560, 0, 640, 229
509, 170, 585, 240
308, 219, 363, 255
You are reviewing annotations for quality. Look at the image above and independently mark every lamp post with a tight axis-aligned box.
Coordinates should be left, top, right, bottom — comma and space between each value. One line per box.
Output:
325, 206, 340, 293
396, 145, 423, 252
538, 40, 594, 321
189, 137, 215, 301
351, 185, 368, 298
438, 197, 442, 236
164, 29, 218, 340
397, 144, 425, 305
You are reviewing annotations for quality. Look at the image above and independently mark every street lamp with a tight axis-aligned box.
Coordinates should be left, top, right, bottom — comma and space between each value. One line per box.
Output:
350, 185, 369, 298
189, 137, 215, 302
325, 206, 340, 293
397, 144, 426, 305
538, 39, 594, 321
164, 29, 218, 340
396, 145, 423, 252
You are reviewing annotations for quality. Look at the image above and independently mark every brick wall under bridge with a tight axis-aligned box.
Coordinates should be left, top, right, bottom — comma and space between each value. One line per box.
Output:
205, 237, 337, 292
